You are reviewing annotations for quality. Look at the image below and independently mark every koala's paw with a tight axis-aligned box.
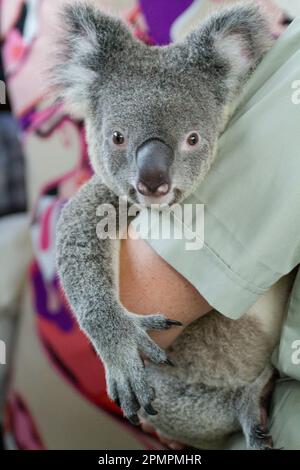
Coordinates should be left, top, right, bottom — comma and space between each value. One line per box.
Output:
239, 365, 278, 450
105, 313, 181, 423
248, 425, 274, 450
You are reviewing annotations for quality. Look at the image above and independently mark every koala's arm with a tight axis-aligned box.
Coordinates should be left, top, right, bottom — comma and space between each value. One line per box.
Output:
56, 175, 178, 422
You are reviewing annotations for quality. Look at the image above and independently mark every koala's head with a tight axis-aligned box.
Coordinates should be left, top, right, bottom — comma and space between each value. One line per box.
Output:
52, 2, 271, 206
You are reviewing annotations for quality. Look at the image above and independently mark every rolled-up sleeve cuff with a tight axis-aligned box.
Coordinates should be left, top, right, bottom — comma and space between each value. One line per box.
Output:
146, 236, 266, 320
132, 207, 278, 320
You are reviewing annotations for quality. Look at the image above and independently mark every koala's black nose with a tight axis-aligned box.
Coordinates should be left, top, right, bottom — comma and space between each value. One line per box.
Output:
136, 139, 173, 197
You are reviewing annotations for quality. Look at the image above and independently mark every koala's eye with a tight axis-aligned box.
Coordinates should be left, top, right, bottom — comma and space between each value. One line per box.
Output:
112, 131, 125, 146
187, 132, 200, 146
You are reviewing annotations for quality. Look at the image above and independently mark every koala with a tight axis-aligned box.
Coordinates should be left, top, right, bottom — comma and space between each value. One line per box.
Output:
53, 1, 292, 449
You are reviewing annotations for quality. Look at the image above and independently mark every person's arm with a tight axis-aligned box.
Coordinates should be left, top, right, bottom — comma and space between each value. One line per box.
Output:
119, 230, 212, 448
119, 231, 212, 350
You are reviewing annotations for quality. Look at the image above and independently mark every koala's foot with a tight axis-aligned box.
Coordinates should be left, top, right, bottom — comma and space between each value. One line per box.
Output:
248, 425, 273, 450
237, 365, 277, 450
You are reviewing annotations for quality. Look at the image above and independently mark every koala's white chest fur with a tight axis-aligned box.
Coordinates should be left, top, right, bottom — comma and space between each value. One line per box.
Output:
246, 273, 294, 343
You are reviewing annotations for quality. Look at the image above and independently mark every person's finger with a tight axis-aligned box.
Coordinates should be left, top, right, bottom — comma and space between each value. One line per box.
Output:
140, 420, 156, 434
156, 432, 185, 450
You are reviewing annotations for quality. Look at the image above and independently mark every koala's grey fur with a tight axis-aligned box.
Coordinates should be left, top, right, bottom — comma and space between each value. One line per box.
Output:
53, 1, 290, 449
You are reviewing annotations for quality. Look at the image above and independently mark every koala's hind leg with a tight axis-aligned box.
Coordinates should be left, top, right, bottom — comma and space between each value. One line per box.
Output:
236, 365, 277, 450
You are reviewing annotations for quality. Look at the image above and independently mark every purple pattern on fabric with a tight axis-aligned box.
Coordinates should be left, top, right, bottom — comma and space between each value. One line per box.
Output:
19, 109, 36, 130
140, 0, 194, 45
32, 265, 74, 332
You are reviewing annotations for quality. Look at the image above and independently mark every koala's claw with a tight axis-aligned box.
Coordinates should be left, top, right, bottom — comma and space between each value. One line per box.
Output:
128, 414, 140, 426
165, 319, 183, 328
144, 404, 158, 416
165, 358, 175, 367
255, 426, 271, 440
248, 424, 273, 450
130, 313, 183, 332
114, 397, 121, 408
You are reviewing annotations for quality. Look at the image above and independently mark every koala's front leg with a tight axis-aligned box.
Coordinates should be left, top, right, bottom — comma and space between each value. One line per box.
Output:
56, 175, 179, 423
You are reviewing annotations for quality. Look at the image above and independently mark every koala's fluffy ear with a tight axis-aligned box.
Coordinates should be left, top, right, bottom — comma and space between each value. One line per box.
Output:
184, 3, 272, 101
50, 2, 133, 116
